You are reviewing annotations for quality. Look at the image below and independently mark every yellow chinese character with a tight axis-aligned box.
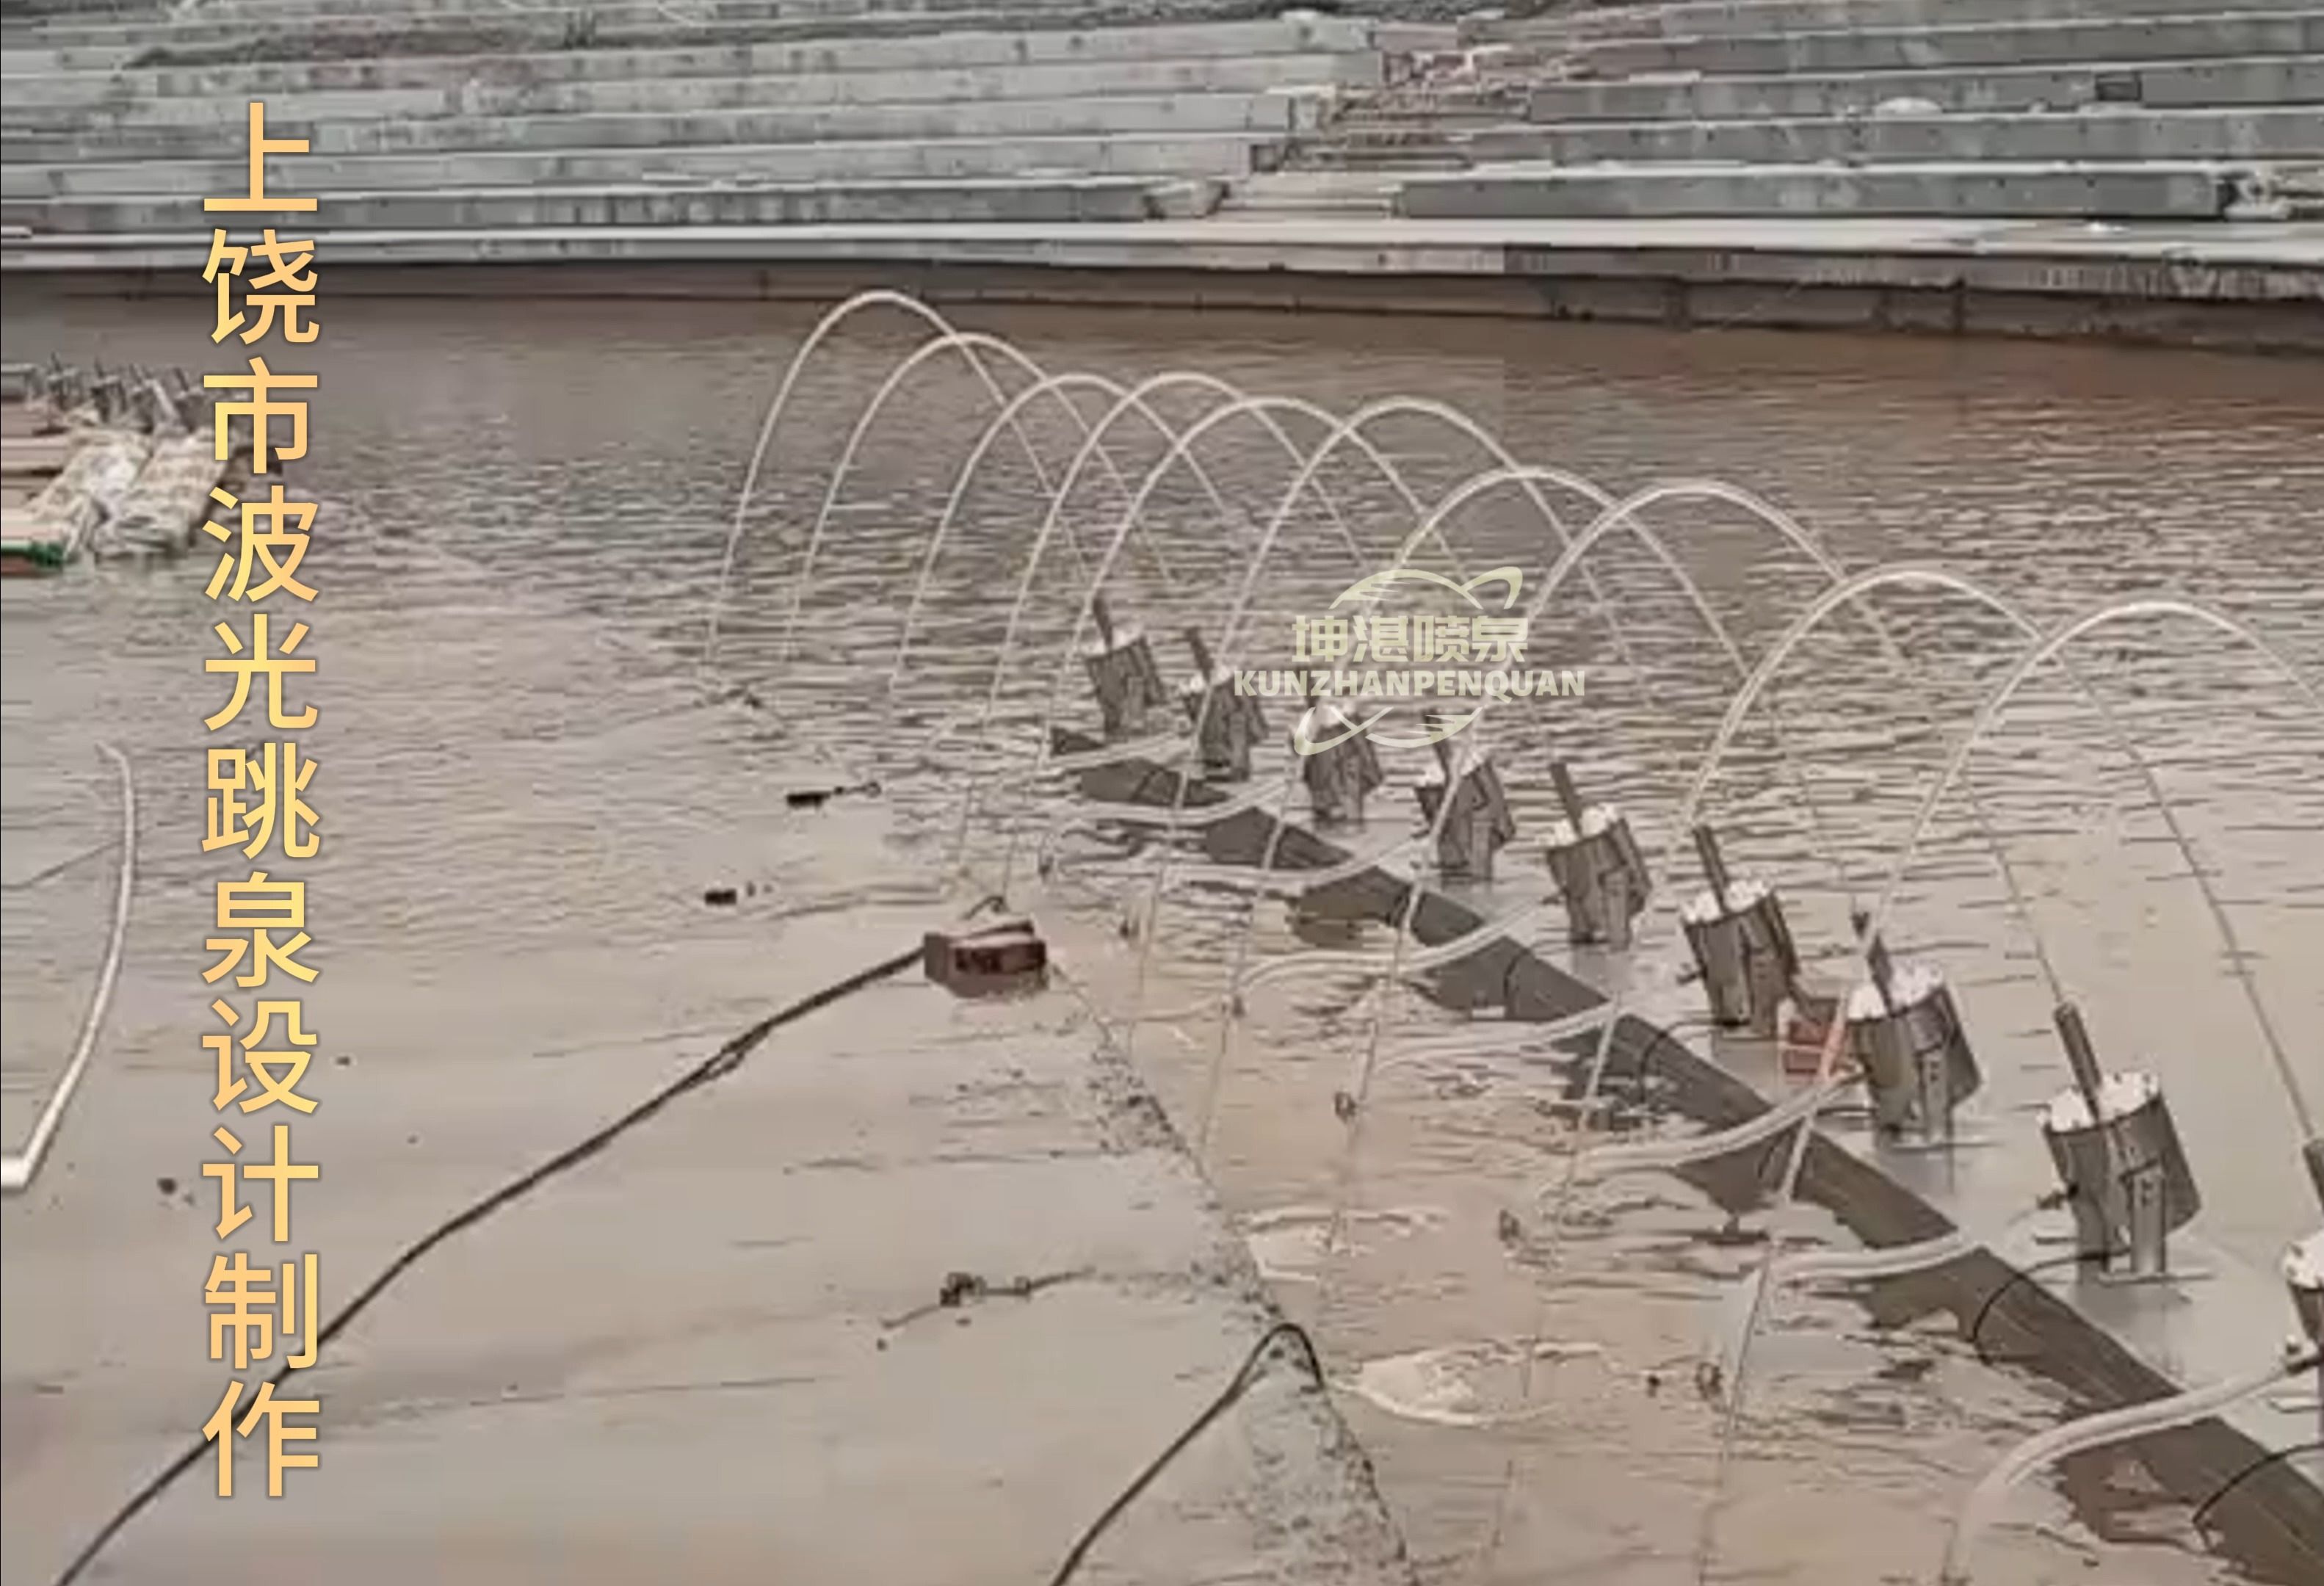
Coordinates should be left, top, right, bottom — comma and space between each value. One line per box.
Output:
204, 871, 316, 990
206, 745, 319, 859
202, 229, 318, 346
204, 357, 316, 473
203, 101, 317, 214
207, 997, 319, 1115
203, 1251, 277, 1371
203, 1250, 319, 1372
203, 1379, 320, 1498
203, 484, 316, 601
206, 614, 316, 731
203, 1122, 319, 1242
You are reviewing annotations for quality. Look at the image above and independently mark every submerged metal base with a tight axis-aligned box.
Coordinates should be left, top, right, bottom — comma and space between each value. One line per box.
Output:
1682, 889, 1799, 1037
1298, 706, 1383, 826
2039, 1077, 2203, 1278
1083, 633, 1170, 741
1181, 674, 1265, 781
1849, 979, 1982, 1144
1545, 816, 1650, 949
1416, 756, 1516, 881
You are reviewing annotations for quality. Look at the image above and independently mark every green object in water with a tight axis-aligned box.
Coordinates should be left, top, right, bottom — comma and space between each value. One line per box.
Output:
0, 537, 70, 573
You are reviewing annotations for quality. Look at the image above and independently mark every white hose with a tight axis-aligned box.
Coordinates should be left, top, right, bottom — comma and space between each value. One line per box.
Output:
3, 744, 136, 1196
1938, 1348, 2318, 1583
1557, 1073, 1853, 1190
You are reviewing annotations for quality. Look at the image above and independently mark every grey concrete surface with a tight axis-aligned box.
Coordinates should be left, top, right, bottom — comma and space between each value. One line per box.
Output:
0, 2, 1295, 63
1577, 10, 2324, 79
1, 174, 1227, 231
0, 571, 1416, 1586
1527, 55, 2324, 122
8, 213, 2318, 356
0, 14, 1378, 103
0, 0, 1281, 56
1397, 159, 2246, 220
1474, 0, 2322, 43
0, 90, 1321, 164
4, 52, 1387, 128
1475, 104, 2324, 164
0, 131, 1282, 200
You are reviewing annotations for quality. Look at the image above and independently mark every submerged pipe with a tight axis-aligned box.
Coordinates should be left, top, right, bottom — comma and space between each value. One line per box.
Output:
1938, 1348, 2320, 1585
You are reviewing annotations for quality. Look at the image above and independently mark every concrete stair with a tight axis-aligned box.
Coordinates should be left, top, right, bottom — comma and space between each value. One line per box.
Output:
0, 8, 1387, 233
1526, 55, 2324, 121
1397, 159, 2280, 219
1571, 11, 2324, 79
5, 173, 1229, 232
1388, 0, 2324, 221
1471, 104, 2324, 163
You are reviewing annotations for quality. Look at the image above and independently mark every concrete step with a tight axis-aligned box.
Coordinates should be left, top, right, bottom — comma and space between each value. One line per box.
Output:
1576, 11, 2324, 80
0, 90, 1320, 162
1469, 0, 2323, 46
0, 15, 1378, 98
1528, 54, 2324, 122
1, 173, 1226, 231
0, 129, 1283, 198
1474, 104, 2324, 163
2, 0, 1266, 48
3, 51, 1385, 129
1, 0, 1277, 57
1396, 158, 2272, 219
1220, 168, 1400, 211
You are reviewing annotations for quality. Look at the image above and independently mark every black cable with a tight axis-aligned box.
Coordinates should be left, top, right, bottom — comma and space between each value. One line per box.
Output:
1, 839, 115, 891
2192, 1436, 2324, 1529
1044, 1321, 1326, 1586
53, 935, 943, 1586
1966, 1244, 2123, 1365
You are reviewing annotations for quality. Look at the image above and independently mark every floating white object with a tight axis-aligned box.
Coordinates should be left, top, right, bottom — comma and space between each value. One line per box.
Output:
2039, 1070, 2162, 1134
1413, 742, 1491, 786
1544, 802, 1623, 848
1176, 664, 1237, 696
1077, 623, 1147, 659
1845, 958, 1944, 1021
1679, 874, 1770, 924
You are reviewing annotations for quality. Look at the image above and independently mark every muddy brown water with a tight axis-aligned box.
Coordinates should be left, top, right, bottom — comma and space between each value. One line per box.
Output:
4, 287, 2320, 1583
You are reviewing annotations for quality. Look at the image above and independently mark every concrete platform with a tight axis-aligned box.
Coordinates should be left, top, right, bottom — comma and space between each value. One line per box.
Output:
1477, 0, 2323, 44
1475, 105, 2324, 165
1578, 10, 2324, 79
0, 131, 1283, 200
1397, 159, 2252, 220
0, 14, 1376, 102
0, 0, 1278, 57
1, 174, 1226, 233
5, 212, 2318, 352
4, 51, 1387, 128
0, 90, 1320, 164
1527, 54, 2324, 122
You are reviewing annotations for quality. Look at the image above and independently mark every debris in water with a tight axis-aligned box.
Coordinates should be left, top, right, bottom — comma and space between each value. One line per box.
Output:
923, 919, 1048, 997
156, 1176, 176, 1197
1333, 1090, 1358, 1122
786, 780, 880, 810
883, 1266, 1091, 1330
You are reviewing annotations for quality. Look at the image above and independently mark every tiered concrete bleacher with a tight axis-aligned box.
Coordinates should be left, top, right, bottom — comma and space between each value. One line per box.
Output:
1384, 0, 2324, 220
0, 1, 1391, 234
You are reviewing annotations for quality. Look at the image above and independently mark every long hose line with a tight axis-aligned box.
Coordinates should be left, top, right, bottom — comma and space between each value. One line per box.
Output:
51, 925, 969, 1586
